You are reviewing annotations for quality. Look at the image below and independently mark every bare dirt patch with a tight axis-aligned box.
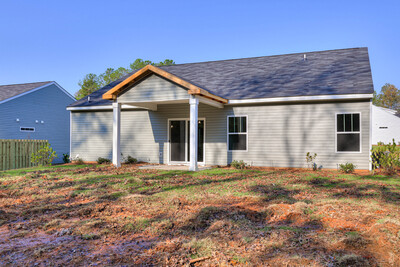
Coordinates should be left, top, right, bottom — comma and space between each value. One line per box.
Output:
1, 165, 400, 265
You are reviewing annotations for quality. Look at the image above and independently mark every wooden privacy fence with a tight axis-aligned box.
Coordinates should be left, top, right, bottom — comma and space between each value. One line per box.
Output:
0, 139, 48, 171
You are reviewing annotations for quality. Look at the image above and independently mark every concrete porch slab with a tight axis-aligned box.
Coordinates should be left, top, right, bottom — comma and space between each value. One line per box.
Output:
138, 165, 212, 171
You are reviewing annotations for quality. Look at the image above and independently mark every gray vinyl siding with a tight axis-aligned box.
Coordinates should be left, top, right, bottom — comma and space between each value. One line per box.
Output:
71, 100, 371, 169
0, 84, 74, 163
117, 74, 189, 103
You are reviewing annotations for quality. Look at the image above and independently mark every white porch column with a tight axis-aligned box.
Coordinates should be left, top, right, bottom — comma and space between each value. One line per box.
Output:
112, 102, 121, 167
189, 95, 199, 171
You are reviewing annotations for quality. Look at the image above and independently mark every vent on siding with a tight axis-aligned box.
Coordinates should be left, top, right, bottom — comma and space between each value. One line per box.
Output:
20, 127, 35, 132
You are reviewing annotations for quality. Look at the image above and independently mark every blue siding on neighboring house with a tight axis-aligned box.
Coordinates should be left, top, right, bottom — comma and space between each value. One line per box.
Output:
0, 84, 74, 163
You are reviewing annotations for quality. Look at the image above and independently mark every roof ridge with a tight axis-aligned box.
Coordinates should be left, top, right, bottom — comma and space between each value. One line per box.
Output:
158, 47, 367, 68
0, 81, 53, 87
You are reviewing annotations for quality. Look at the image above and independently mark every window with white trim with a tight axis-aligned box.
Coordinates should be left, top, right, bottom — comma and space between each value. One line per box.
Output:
228, 116, 247, 151
336, 113, 361, 152
20, 127, 35, 132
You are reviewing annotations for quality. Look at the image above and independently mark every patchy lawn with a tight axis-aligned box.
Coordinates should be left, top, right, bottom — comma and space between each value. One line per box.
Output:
1, 165, 400, 266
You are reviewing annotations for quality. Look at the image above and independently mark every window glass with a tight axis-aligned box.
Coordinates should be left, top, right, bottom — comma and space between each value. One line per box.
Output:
229, 134, 247, 150
345, 114, 352, 131
353, 114, 360, 132
229, 117, 235, 132
229, 116, 246, 133
337, 133, 360, 152
337, 114, 344, 132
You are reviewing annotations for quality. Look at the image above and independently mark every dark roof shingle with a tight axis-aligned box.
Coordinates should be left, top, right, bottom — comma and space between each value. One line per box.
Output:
0, 81, 52, 102
69, 47, 374, 107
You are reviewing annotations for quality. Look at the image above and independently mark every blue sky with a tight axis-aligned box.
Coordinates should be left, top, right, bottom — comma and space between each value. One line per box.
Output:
0, 0, 398, 96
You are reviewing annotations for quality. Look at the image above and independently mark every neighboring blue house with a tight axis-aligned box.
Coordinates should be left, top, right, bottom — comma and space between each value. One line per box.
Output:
0, 81, 75, 163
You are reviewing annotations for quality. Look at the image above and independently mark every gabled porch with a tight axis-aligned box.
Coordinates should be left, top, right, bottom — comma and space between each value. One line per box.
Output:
102, 65, 227, 171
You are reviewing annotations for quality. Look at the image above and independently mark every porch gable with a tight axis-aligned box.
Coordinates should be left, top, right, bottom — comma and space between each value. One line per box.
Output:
117, 74, 189, 103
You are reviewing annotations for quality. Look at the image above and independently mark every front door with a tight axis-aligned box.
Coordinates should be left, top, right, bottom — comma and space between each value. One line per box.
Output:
169, 119, 204, 163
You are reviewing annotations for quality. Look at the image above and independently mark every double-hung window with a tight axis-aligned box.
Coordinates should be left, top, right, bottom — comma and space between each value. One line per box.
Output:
228, 116, 247, 151
336, 113, 361, 152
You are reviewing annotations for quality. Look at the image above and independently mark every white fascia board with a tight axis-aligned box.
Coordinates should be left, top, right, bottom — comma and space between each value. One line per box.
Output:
66, 104, 144, 111
52, 81, 76, 101
227, 94, 374, 105
197, 95, 224, 109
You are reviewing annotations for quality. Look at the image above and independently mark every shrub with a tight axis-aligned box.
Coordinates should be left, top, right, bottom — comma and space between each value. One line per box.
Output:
62, 153, 70, 163
124, 155, 137, 164
31, 143, 57, 166
371, 139, 400, 174
231, 160, 247, 169
97, 157, 111, 164
306, 152, 318, 171
75, 158, 84, 165
339, 162, 356, 173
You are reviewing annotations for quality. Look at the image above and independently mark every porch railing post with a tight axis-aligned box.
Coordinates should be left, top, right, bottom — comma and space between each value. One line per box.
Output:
112, 102, 121, 167
189, 95, 199, 171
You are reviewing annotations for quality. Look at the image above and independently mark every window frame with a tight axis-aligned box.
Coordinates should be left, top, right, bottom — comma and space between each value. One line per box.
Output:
227, 115, 248, 152
335, 112, 362, 153
20, 127, 35, 132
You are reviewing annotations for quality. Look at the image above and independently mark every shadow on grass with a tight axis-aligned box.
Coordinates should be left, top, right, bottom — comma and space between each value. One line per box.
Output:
308, 177, 400, 204
249, 184, 301, 204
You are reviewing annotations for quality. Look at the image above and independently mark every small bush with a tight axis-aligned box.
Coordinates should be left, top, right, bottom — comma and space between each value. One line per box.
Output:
339, 162, 356, 173
75, 158, 84, 165
231, 160, 247, 169
97, 157, 111, 164
371, 139, 400, 174
62, 153, 70, 163
306, 152, 318, 171
336, 254, 370, 267
31, 143, 57, 166
124, 155, 137, 164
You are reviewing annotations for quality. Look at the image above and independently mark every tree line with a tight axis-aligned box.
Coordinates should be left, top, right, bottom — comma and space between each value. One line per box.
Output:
373, 83, 400, 112
75, 59, 175, 100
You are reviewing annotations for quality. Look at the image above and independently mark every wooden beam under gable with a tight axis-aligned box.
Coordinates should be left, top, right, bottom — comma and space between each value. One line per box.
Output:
102, 65, 228, 104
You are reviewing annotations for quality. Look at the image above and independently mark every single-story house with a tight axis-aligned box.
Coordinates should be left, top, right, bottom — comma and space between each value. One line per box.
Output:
67, 47, 374, 170
372, 105, 400, 145
0, 81, 75, 163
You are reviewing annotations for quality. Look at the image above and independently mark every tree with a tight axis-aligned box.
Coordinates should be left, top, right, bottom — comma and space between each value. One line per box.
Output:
129, 59, 154, 70
75, 58, 175, 99
156, 59, 175, 66
373, 83, 400, 110
99, 67, 130, 87
75, 73, 100, 100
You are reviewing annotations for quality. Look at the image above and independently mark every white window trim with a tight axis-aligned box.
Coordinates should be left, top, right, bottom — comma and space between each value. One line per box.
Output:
335, 112, 362, 153
167, 118, 206, 165
227, 115, 248, 152
20, 127, 35, 132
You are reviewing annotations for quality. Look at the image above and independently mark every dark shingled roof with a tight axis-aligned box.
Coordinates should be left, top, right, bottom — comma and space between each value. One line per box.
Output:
69, 47, 374, 107
0, 81, 52, 102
